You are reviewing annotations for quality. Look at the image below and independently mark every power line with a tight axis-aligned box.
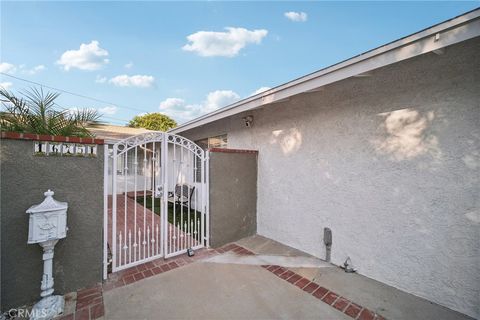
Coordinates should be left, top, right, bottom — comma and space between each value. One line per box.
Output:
0, 72, 150, 114
53, 103, 130, 124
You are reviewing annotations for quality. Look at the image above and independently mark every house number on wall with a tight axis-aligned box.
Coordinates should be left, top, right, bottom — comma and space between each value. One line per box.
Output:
34, 142, 97, 157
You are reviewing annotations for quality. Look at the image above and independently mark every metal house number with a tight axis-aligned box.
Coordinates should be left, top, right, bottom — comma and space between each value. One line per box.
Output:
34, 142, 97, 158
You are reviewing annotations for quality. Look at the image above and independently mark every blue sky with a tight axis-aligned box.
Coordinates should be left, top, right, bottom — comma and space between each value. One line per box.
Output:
1, 1, 478, 125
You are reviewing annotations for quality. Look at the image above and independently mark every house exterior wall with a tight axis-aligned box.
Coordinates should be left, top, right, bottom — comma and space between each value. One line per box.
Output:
208, 149, 257, 247
179, 38, 480, 318
0, 137, 104, 310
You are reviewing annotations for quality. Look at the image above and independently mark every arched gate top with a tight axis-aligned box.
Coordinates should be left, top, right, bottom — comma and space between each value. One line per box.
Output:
112, 132, 205, 159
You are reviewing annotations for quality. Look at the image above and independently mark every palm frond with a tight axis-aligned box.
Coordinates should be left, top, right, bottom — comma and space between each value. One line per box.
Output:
0, 87, 102, 137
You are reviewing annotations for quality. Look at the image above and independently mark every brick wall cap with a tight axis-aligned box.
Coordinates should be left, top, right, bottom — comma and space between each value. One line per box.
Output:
208, 148, 258, 154
1, 131, 104, 145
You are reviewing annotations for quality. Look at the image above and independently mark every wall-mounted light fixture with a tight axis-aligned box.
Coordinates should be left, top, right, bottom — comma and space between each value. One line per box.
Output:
242, 115, 254, 128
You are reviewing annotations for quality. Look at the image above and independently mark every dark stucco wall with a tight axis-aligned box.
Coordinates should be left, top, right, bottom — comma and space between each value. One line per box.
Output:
208, 149, 257, 247
0, 138, 104, 310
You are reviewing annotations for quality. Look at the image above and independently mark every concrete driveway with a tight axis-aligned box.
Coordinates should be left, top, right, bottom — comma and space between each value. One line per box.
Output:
103, 261, 350, 320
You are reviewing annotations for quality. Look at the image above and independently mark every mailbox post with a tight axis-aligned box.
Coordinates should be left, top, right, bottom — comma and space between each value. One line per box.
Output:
27, 190, 68, 320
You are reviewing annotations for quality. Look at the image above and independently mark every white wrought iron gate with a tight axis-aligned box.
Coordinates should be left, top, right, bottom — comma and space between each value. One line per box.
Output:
103, 132, 209, 276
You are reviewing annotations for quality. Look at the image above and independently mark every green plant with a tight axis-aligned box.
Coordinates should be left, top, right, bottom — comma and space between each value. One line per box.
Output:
128, 112, 177, 131
137, 196, 201, 227
0, 87, 101, 137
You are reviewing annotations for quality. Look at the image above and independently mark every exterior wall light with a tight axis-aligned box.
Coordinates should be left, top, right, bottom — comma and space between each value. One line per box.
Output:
242, 116, 254, 128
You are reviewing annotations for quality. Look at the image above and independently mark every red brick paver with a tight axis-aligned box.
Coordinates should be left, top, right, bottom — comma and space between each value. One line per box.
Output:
358, 308, 376, 320
333, 296, 350, 312
322, 291, 339, 305
303, 282, 320, 294
345, 303, 363, 318
262, 263, 388, 320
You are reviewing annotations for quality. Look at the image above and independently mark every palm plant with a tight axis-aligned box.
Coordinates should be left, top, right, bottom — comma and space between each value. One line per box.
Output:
0, 87, 101, 137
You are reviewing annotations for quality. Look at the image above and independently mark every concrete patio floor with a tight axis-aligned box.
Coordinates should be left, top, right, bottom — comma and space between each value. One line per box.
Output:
236, 235, 474, 320
104, 262, 350, 319
102, 235, 474, 320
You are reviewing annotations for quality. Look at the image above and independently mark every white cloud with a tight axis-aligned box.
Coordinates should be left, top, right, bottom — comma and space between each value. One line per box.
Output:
1, 63, 47, 75
109, 74, 155, 88
159, 90, 240, 123
0, 62, 16, 74
159, 98, 199, 122
98, 106, 118, 115
159, 98, 185, 110
57, 41, 109, 71
23, 65, 46, 75
251, 86, 271, 96
124, 62, 133, 69
284, 11, 308, 22
95, 75, 107, 83
0, 82, 13, 89
182, 27, 268, 57
204, 90, 240, 112
66, 107, 97, 115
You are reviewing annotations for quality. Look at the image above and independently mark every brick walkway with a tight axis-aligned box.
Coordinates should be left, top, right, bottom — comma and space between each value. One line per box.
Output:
108, 194, 200, 268
56, 243, 387, 320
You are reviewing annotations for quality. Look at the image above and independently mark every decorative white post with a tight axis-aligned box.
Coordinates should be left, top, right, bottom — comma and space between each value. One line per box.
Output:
27, 190, 68, 320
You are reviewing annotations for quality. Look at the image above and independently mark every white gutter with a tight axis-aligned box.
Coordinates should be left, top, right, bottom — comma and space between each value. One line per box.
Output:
170, 9, 480, 134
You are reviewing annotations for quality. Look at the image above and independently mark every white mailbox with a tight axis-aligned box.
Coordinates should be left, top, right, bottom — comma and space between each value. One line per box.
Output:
27, 190, 68, 244
27, 190, 68, 320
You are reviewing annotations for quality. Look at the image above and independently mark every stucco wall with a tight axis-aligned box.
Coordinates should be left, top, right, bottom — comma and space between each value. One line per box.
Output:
180, 38, 480, 318
209, 150, 257, 247
0, 138, 104, 310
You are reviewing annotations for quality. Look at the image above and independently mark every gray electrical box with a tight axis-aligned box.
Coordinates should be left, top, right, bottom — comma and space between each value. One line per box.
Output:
324, 227, 332, 246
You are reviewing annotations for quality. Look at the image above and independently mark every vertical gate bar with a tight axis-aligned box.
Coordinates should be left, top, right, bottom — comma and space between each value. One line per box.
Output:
204, 150, 210, 248
134, 146, 138, 262
138, 228, 141, 262
119, 231, 122, 267
200, 148, 205, 247
162, 133, 169, 257
158, 146, 162, 256
176, 222, 179, 252
180, 146, 184, 251
128, 230, 132, 264
103, 144, 108, 279
151, 142, 156, 257
156, 224, 159, 255
124, 150, 128, 264
147, 226, 150, 257
172, 142, 176, 255
143, 143, 147, 260
184, 221, 187, 249
197, 220, 200, 245
190, 221, 193, 248
187, 151, 191, 249
112, 144, 118, 270
193, 152, 197, 247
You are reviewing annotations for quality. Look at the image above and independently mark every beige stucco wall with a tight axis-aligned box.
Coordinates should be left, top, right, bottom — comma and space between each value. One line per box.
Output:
209, 150, 257, 247
181, 37, 480, 318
